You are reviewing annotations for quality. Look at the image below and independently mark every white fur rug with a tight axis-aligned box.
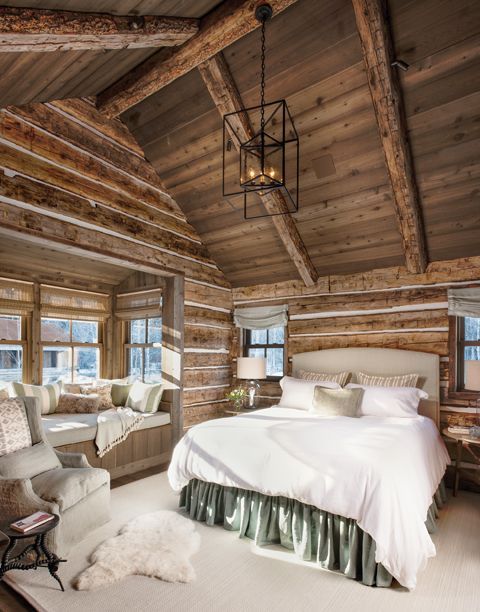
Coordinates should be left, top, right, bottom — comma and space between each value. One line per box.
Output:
74, 510, 201, 590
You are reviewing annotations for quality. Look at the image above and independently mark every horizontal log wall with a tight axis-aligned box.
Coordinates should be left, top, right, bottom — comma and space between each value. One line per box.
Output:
0, 97, 234, 428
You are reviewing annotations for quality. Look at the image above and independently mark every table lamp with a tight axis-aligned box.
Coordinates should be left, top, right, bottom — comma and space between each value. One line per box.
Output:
237, 357, 267, 409
465, 360, 480, 435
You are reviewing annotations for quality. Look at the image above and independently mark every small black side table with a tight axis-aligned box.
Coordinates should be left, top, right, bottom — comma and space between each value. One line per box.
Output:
0, 514, 65, 591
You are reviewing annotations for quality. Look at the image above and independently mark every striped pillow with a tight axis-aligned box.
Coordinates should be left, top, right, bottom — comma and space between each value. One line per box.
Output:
126, 381, 163, 414
357, 372, 419, 388
11, 381, 62, 415
298, 369, 350, 387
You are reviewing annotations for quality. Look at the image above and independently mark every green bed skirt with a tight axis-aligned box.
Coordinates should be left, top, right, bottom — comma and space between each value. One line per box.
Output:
180, 479, 447, 587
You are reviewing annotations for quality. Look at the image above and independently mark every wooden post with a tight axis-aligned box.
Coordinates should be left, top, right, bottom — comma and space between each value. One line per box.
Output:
31, 282, 41, 384
162, 275, 184, 443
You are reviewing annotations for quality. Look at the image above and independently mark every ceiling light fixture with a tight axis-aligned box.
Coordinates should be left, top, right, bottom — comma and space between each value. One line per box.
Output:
222, 3, 299, 219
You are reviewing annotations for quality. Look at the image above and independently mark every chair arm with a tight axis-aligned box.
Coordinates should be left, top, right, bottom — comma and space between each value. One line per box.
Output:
0, 476, 59, 524
55, 449, 91, 469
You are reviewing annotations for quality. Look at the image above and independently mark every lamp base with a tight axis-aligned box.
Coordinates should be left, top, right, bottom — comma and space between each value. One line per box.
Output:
243, 380, 260, 409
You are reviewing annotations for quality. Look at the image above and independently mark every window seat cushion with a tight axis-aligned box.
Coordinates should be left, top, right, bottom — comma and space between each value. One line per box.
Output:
43, 410, 171, 447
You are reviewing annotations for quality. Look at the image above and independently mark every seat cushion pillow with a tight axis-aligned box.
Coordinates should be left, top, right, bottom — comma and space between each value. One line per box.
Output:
57, 393, 100, 414
111, 383, 133, 407
31, 466, 109, 512
126, 381, 163, 413
0, 441, 61, 479
11, 381, 62, 415
81, 384, 114, 411
0, 398, 32, 457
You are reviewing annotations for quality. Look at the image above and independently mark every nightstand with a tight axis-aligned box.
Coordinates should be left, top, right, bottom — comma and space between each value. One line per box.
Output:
442, 428, 480, 496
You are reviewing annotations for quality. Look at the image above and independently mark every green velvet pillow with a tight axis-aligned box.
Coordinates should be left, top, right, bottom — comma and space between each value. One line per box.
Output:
111, 383, 134, 407
311, 387, 364, 417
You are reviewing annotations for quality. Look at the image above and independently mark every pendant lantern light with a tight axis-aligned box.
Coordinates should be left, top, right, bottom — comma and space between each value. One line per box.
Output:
222, 3, 299, 219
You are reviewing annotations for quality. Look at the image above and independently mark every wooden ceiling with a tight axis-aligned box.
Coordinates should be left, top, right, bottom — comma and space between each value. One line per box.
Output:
0, 0, 479, 287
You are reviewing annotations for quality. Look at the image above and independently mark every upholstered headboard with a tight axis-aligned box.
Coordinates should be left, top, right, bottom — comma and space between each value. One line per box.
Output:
291, 348, 440, 426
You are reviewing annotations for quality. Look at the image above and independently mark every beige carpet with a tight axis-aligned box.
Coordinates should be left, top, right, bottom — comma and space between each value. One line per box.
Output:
5, 473, 480, 612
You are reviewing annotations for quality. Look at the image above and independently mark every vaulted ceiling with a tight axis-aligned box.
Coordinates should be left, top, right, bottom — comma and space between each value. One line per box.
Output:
0, 0, 479, 287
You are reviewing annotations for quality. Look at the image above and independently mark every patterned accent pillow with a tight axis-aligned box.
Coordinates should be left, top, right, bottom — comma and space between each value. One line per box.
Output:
0, 385, 9, 400
298, 369, 350, 387
357, 372, 419, 388
57, 393, 100, 414
126, 381, 163, 413
81, 384, 115, 411
11, 381, 62, 415
0, 398, 32, 457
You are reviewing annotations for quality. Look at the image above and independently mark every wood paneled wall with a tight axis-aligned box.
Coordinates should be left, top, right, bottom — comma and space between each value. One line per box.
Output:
0, 97, 234, 427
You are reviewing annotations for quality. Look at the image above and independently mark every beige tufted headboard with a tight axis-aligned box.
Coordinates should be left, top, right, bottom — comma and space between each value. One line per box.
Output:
291, 347, 440, 427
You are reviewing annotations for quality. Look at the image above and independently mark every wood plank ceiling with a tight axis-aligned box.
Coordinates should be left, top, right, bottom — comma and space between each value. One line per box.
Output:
0, 0, 479, 288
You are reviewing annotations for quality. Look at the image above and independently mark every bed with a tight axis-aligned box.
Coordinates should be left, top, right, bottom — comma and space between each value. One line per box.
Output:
168, 348, 450, 590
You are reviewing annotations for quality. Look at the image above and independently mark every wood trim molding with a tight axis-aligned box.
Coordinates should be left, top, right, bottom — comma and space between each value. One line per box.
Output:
351, 0, 427, 274
96, 0, 300, 118
198, 53, 318, 287
0, 7, 198, 52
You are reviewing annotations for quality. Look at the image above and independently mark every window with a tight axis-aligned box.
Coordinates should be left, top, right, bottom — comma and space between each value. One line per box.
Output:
451, 316, 480, 394
41, 318, 101, 383
243, 327, 285, 379
125, 317, 162, 382
0, 315, 24, 382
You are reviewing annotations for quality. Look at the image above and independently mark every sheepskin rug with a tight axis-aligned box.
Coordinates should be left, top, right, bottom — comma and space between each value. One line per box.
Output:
74, 510, 201, 590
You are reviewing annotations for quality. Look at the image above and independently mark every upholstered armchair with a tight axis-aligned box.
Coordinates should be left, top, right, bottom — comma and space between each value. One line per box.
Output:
0, 396, 111, 557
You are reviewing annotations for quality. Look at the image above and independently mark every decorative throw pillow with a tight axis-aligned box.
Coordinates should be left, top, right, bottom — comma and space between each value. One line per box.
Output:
0, 398, 32, 457
57, 393, 100, 414
126, 381, 163, 413
81, 384, 114, 411
62, 383, 84, 394
298, 369, 350, 387
279, 376, 341, 411
11, 381, 62, 415
111, 383, 134, 407
0, 385, 9, 400
311, 387, 363, 418
346, 384, 428, 418
357, 372, 419, 388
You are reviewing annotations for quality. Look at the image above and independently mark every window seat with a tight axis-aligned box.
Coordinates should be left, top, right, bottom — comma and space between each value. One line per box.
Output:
43, 410, 171, 447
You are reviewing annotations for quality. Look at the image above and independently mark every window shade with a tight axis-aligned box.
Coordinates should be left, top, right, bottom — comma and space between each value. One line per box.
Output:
0, 277, 34, 315
448, 287, 480, 318
115, 289, 162, 320
234, 304, 288, 330
41, 285, 110, 320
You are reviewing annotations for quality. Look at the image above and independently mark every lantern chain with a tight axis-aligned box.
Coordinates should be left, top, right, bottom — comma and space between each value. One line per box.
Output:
260, 16, 266, 131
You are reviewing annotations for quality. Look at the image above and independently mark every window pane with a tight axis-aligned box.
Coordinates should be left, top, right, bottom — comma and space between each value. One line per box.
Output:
144, 347, 162, 383
464, 317, 480, 341
266, 348, 284, 377
248, 348, 265, 359
0, 315, 21, 341
250, 329, 267, 344
130, 319, 146, 344
72, 320, 98, 343
147, 317, 162, 344
41, 318, 70, 342
74, 347, 99, 383
127, 347, 143, 381
268, 327, 284, 344
43, 346, 72, 383
0, 344, 22, 381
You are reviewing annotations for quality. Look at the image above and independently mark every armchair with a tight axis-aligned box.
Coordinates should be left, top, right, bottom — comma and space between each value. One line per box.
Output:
0, 397, 110, 557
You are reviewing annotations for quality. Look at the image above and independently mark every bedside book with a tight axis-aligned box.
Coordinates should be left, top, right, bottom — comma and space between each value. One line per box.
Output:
447, 425, 472, 435
10, 511, 55, 533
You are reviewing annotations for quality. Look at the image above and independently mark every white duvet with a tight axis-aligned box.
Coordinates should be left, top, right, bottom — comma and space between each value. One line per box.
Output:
168, 406, 450, 589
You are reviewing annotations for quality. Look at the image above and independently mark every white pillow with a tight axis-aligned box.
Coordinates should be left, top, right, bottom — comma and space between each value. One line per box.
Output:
346, 383, 428, 418
279, 376, 341, 410
126, 380, 163, 413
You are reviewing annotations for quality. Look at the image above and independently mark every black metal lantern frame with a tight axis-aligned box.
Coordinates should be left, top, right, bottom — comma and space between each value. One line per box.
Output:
221, 4, 300, 220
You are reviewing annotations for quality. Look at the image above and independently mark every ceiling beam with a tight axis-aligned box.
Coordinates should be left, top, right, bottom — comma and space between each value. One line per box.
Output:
351, 0, 427, 274
198, 52, 318, 287
0, 7, 198, 52
96, 0, 300, 118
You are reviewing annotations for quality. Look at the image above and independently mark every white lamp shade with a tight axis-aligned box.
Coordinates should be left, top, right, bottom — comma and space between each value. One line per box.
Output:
465, 360, 480, 391
237, 357, 266, 380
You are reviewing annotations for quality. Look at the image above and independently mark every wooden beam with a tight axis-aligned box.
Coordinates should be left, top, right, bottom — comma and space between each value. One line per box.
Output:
96, 0, 300, 118
351, 0, 427, 274
0, 7, 198, 52
198, 53, 318, 286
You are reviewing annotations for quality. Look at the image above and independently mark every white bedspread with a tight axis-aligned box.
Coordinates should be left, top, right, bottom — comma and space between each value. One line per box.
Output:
168, 406, 450, 589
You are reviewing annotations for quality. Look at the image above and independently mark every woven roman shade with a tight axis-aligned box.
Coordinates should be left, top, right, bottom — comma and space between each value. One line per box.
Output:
41, 285, 110, 321
0, 277, 34, 315
448, 287, 480, 318
115, 288, 162, 320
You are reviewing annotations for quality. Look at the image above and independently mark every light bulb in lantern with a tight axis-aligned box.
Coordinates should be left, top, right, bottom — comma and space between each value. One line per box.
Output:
249, 168, 255, 180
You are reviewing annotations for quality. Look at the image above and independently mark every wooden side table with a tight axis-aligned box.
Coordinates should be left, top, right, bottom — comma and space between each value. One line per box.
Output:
442, 428, 480, 496
0, 514, 66, 591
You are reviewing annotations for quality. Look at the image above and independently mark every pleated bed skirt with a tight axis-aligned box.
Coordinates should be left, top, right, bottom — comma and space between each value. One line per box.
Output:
180, 478, 447, 587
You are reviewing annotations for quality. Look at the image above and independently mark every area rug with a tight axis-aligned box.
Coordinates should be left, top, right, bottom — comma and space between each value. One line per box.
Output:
4, 473, 480, 612
75, 511, 201, 590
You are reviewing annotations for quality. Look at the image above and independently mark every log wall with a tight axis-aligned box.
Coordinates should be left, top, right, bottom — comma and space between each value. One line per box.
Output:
0, 97, 233, 427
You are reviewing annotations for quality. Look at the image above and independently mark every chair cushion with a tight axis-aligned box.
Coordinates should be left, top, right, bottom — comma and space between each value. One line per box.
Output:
0, 441, 61, 479
31, 467, 109, 512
